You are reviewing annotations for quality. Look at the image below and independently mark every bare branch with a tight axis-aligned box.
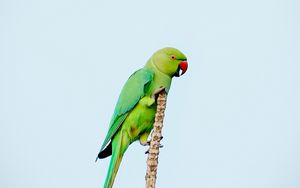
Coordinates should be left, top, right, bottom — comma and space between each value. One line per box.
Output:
145, 91, 167, 188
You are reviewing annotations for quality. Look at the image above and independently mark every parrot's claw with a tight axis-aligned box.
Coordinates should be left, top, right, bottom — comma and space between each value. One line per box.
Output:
152, 86, 166, 99
144, 136, 163, 154
140, 140, 151, 146
145, 144, 163, 154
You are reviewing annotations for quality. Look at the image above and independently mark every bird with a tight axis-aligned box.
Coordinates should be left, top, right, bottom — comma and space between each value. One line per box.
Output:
96, 47, 188, 188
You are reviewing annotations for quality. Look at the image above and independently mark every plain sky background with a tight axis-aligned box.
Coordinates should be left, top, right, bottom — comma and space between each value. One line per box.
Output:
1, 0, 300, 188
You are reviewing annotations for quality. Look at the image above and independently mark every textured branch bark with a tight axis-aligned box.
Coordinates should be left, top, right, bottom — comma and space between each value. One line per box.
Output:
145, 91, 167, 188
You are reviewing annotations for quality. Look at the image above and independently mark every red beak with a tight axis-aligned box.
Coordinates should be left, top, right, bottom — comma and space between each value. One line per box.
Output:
179, 61, 188, 76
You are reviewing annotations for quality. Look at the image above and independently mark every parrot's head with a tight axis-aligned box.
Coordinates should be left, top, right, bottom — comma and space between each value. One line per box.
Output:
150, 47, 188, 77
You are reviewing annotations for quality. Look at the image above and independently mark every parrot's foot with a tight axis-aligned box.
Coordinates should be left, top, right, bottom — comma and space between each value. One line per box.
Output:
139, 140, 150, 146
152, 86, 166, 99
145, 143, 164, 154
140, 136, 162, 146
144, 136, 164, 154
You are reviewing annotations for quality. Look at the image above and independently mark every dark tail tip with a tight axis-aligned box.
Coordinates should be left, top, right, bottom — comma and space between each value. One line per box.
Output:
97, 142, 112, 160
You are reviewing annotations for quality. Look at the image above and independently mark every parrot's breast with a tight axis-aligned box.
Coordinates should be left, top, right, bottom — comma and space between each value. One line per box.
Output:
121, 96, 156, 143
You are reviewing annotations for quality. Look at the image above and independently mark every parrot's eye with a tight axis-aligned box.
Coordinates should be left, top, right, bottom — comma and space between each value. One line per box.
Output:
170, 55, 176, 60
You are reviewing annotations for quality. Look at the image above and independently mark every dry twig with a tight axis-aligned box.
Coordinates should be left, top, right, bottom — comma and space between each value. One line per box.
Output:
145, 91, 167, 188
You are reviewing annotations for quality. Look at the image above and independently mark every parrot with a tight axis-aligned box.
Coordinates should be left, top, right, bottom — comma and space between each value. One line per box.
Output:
96, 47, 188, 188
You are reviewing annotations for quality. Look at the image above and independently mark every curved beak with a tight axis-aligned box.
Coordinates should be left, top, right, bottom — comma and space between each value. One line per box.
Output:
174, 61, 188, 77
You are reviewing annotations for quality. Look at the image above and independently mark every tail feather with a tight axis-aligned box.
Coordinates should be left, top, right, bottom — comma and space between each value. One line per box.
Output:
104, 131, 129, 188
98, 142, 112, 159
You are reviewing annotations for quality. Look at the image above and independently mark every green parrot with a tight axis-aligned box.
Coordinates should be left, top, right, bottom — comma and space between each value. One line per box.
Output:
96, 47, 188, 188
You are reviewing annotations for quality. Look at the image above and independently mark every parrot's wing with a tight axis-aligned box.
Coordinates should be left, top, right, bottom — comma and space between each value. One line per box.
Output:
99, 68, 154, 153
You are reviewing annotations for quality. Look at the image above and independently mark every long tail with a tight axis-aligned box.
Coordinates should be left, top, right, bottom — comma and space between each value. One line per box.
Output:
104, 131, 129, 188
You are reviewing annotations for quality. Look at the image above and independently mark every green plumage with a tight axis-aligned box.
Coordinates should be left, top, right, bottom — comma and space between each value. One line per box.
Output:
97, 47, 188, 188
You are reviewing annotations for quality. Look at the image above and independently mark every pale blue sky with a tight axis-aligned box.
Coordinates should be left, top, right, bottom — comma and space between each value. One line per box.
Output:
1, 0, 300, 188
